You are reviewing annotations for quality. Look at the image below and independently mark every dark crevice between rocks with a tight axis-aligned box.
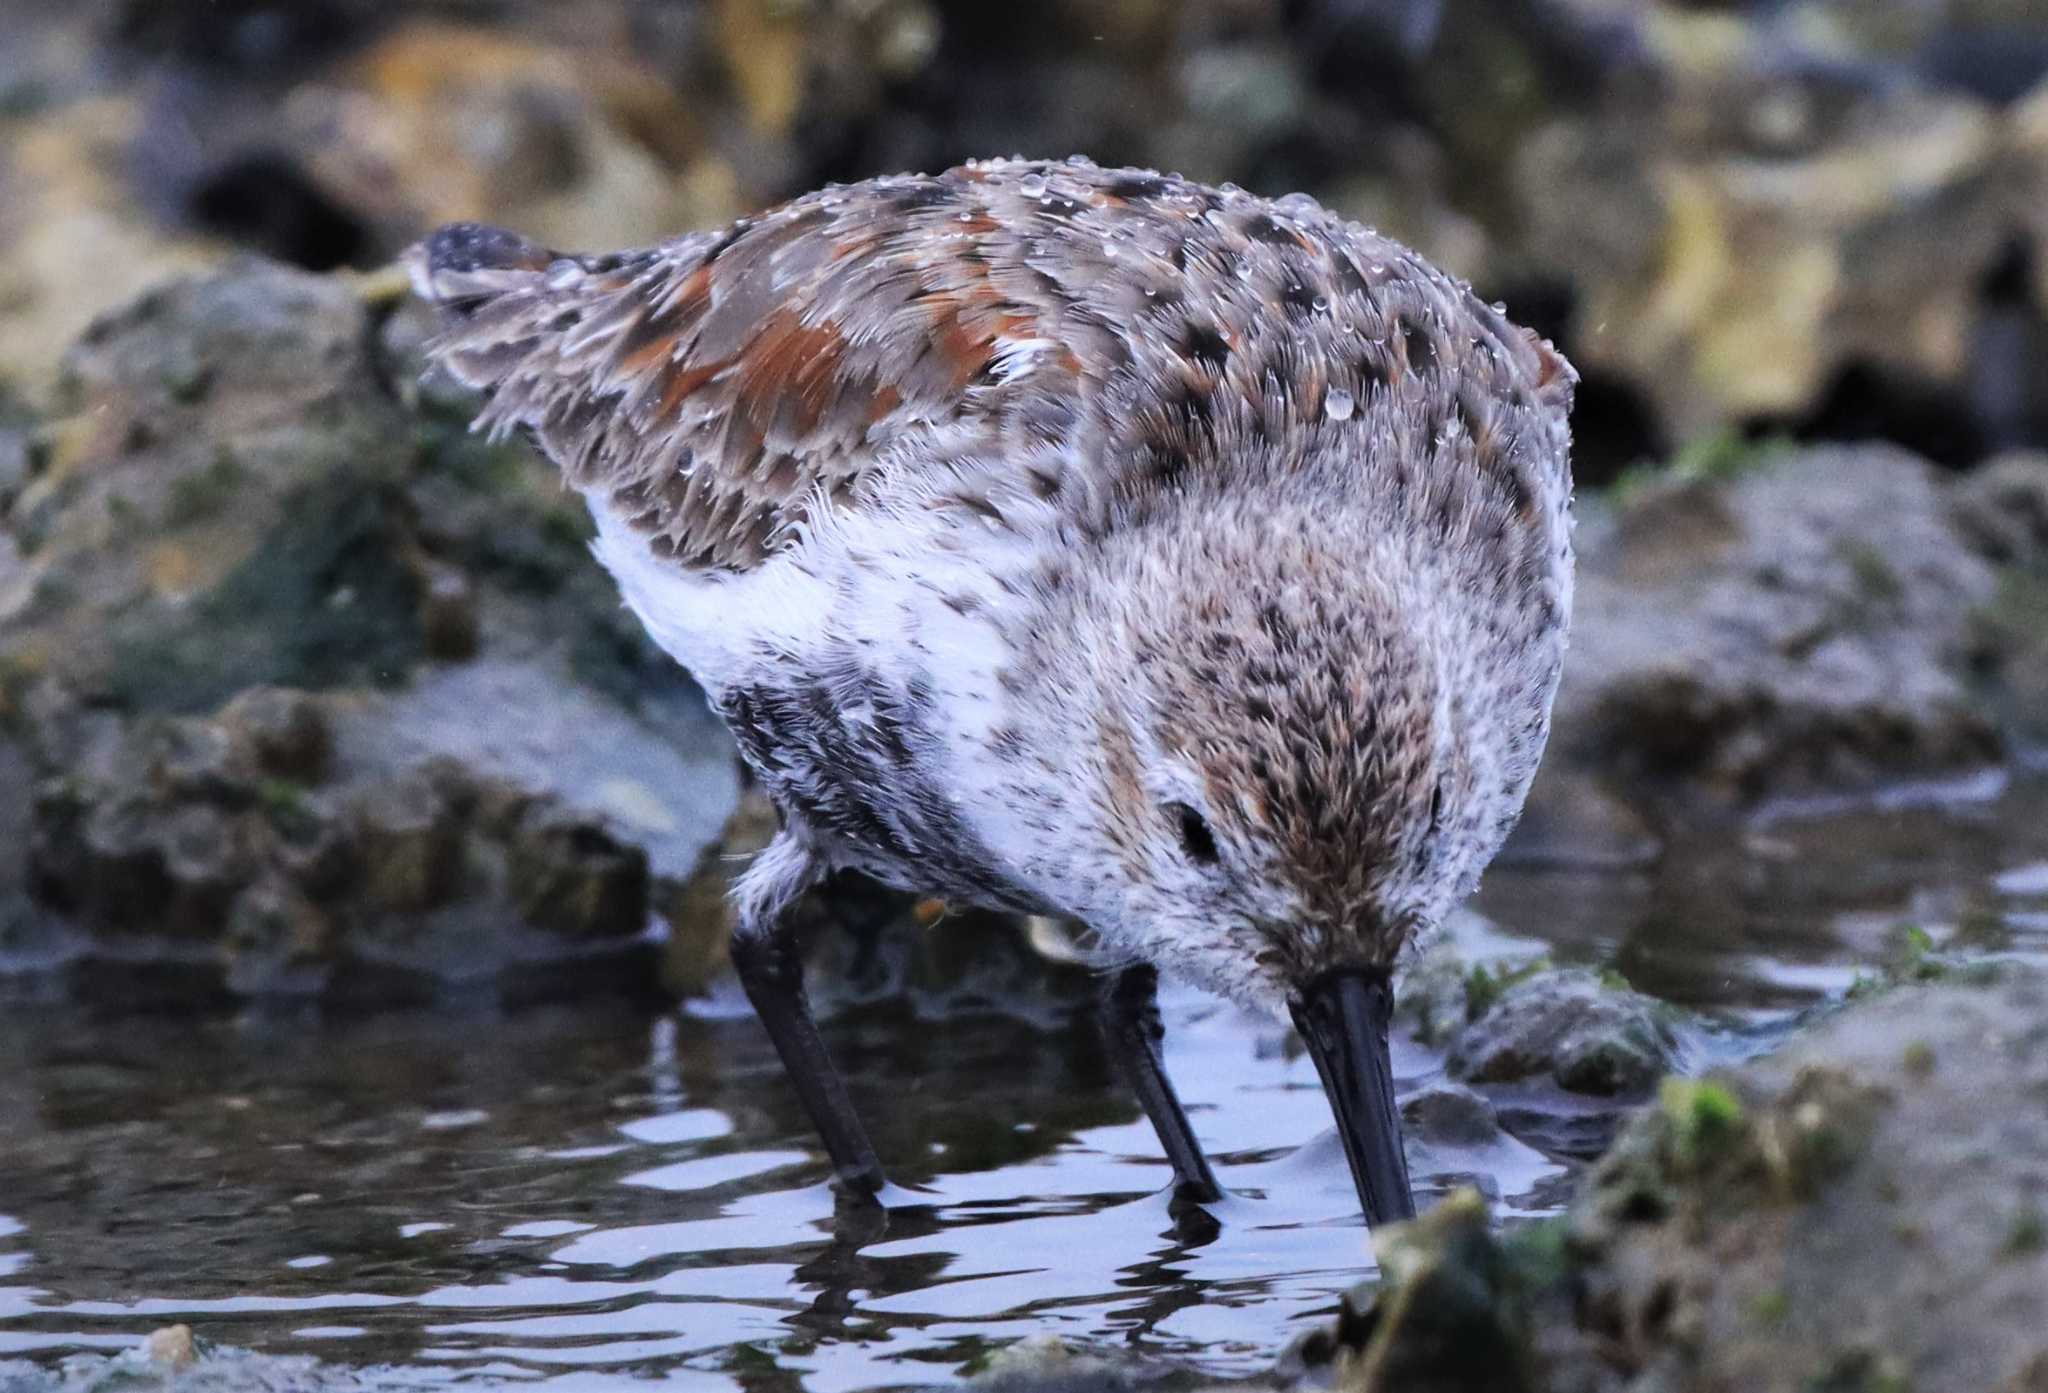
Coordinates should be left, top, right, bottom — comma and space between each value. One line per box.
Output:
1747, 236, 2048, 472
790, 3, 1163, 200
1504, 238, 2047, 484
1562, 373, 1669, 489
1967, 234, 2048, 455
1766, 362, 1990, 473
107, 0, 376, 77
1917, 25, 2048, 105
185, 150, 377, 272
1291, 0, 1638, 128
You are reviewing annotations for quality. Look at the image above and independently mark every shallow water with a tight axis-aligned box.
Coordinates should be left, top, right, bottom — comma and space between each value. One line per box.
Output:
3, 770, 2047, 1389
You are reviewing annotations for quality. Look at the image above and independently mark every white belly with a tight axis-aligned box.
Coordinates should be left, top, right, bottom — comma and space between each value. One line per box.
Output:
586, 498, 1063, 911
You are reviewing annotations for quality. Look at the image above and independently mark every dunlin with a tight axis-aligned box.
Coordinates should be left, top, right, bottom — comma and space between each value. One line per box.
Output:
411, 158, 1576, 1228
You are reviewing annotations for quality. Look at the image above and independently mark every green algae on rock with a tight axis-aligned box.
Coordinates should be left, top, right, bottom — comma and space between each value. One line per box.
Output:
1291, 966, 2048, 1393
1447, 967, 1683, 1097
1397, 927, 1690, 1100
1285, 1189, 1543, 1393
0, 262, 739, 1006
1565, 967, 2048, 1392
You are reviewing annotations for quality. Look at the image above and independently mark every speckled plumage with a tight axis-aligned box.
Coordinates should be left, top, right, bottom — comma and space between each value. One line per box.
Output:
412, 157, 1576, 1010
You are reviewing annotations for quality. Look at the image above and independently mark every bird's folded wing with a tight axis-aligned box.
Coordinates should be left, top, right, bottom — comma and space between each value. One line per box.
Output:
412, 161, 1572, 574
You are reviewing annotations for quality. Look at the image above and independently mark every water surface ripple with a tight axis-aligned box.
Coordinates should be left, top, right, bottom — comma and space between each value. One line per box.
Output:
3, 772, 2045, 1388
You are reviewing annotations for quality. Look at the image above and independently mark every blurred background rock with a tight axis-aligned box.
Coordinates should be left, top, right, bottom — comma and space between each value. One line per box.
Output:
2, 0, 2047, 1006
8, 0, 2048, 472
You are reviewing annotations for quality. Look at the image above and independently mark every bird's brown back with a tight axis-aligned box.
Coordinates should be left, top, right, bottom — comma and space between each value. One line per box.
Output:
416, 158, 1573, 574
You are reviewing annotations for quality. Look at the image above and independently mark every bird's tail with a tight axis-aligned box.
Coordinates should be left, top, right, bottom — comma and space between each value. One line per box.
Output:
402, 222, 679, 485
405, 222, 556, 313
401, 222, 551, 402
401, 222, 572, 403
404, 220, 667, 449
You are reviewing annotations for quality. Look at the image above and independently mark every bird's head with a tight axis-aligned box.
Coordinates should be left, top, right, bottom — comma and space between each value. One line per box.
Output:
1045, 495, 1523, 1225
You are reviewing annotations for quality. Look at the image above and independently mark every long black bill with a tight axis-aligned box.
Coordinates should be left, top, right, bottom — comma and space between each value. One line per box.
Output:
1289, 968, 1416, 1228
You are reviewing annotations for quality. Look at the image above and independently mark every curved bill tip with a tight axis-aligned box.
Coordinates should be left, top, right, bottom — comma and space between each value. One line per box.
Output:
1290, 967, 1416, 1228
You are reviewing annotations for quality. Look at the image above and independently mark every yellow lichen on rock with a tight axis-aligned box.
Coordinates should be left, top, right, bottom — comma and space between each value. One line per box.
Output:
0, 99, 215, 398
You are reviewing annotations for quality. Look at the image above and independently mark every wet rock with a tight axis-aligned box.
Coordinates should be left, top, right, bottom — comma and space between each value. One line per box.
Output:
804, 889, 1099, 1029
1973, 574, 2048, 744
158, 802, 253, 939
1392, 901, 1564, 1057
0, 6, 738, 393
1555, 967, 2048, 1393
1500, 767, 1661, 871
218, 686, 332, 781
221, 877, 333, 996
1515, 22, 2014, 442
0, 1337, 360, 1392
1558, 445, 2007, 808
68, 794, 172, 933
1292, 967, 2048, 1392
350, 771, 460, 914
0, 260, 737, 1007
0, 97, 218, 398
415, 559, 479, 661
1395, 935, 1488, 1049
1448, 968, 1680, 1098
140, 716, 256, 806
1289, 1189, 1540, 1393
1951, 452, 2048, 569
294, 19, 729, 252
1403, 1083, 1504, 1150
327, 658, 739, 886
1394, 914, 1553, 1049
506, 801, 649, 939
1953, 453, 2048, 741
4, 262, 424, 713
18, 674, 697, 1004
657, 785, 776, 995
0, 426, 31, 517
0, 736, 35, 955
263, 787, 354, 899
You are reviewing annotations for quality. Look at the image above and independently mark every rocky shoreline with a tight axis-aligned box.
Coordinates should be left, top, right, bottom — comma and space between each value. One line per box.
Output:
0, 255, 2041, 1391
3, 257, 2044, 1009
1313, 963, 2048, 1393
4, 2, 2048, 1386
0, 263, 748, 1005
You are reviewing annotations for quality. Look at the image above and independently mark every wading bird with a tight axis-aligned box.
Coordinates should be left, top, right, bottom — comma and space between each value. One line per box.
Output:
410, 157, 1575, 1229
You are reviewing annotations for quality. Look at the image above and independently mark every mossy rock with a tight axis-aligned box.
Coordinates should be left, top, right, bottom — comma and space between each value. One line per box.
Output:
1447, 966, 1680, 1097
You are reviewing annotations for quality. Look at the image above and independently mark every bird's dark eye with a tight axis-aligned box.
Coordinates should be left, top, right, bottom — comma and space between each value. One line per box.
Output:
1169, 802, 1220, 865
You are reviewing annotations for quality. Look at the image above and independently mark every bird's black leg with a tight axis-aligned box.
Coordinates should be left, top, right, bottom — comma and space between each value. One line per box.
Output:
1097, 962, 1223, 1203
730, 832, 885, 1198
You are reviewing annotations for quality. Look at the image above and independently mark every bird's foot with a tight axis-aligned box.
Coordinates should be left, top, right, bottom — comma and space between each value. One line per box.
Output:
1166, 1184, 1225, 1244
831, 1160, 888, 1203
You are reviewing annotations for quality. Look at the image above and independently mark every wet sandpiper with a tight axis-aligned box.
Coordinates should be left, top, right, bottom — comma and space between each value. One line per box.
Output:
410, 157, 1576, 1230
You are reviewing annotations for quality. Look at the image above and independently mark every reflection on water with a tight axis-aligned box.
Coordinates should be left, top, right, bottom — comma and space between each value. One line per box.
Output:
2, 771, 2046, 1389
